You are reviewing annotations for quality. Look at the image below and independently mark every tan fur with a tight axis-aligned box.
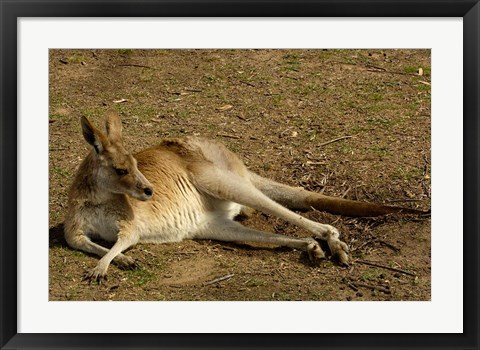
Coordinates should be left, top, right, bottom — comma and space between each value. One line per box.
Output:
65, 111, 422, 282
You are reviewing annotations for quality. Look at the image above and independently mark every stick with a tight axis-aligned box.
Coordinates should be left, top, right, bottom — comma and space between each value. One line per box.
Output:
240, 80, 256, 87
204, 273, 235, 286
378, 240, 401, 253
318, 135, 353, 147
366, 67, 416, 76
117, 64, 155, 69
356, 260, 416, 277
347, 282, 359, 292
217, 133, 240, 139
305, 161, 326, 166
341, 186, 352, 198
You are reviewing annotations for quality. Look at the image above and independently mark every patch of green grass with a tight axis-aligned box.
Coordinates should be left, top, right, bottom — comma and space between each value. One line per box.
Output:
412, 276, 428, 286
311, 291, 329, 300
417, 236, 428, 243
404, 66, 431, 77
352, 251, 366, 259
370, 146, 391, 157
64, 289, 81, 301
336, 144, 353, 155
80, 106, 105, 120
52, 166, 72, 178
368, 102, 400, 114
139, 68, 155, 83
117, 49, 133, 55
137, 105, 157, 118
67, 55, 86, 64
360, 268, 383, 281
366, 116, 396, 128
126, 268, 154, 287
416, 84, 431, 92
49, 210, 63, 223
282, 53, 301, 71
271, 94, 284, 107
350, 124, 369, 134
49, 94, 68, 107
294, 83, 322, 97
273, 292, 292, 301
202, 74, 218, 83
262, 163, 271, 172
53, 258, 65, 271
245, 278, 266, 288
368, 93, 384, 102
49, 112, 69, 121
217, 259, 235, 269
393, 166, 424, 181
175, 110, 190, 119
404, 66, 419, 74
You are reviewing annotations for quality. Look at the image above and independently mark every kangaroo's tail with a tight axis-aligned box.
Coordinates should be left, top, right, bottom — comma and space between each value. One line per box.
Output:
304, 193, 429, 217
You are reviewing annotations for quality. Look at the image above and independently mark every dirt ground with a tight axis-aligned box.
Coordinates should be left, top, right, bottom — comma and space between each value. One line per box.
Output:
49, 49, 431, 301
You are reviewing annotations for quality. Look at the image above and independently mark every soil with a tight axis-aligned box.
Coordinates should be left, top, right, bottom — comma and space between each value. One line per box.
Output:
49, 49, 431, 301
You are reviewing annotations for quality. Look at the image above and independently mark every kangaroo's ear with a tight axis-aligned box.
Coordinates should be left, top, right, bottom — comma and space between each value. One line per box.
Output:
105, 110, 123, 143
81, 116, 108, 154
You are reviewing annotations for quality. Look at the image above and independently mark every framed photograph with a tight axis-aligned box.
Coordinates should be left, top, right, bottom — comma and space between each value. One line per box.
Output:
1, 1, 478, 349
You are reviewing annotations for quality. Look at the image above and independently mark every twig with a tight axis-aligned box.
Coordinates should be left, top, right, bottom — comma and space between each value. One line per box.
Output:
352, 282, 391, 294
366, 65, 387, 72
347, 282, 359, 292
117, 63, 155, 69
240, 80, 256, 87
341, 186, 352, 198
185, 88, 203, 93
49, 147, 66, 151
221, 246, 237, 251
385, 199, 423, 203
378, 240, 401, 253
356, 260, 416, 277
365, 66, 416, 76
318, 135, 353, 147
305, 161, 326, 166
217, 133, 240, 139
204, 273, 235, 286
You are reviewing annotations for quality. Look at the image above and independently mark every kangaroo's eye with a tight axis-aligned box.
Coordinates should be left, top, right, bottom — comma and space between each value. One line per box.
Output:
114, 168, 128, 176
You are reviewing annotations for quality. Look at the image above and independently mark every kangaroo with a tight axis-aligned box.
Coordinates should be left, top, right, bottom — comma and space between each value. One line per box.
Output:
64, 111, 425, 282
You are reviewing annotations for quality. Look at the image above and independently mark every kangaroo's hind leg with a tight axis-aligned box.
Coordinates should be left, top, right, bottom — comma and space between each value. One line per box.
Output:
248, 171, 313, 211
193, 218, 326, 262
191, 165, 348, 264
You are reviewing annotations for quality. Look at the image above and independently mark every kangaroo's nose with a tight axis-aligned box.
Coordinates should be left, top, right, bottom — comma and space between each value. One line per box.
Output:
144, 187, 153, 197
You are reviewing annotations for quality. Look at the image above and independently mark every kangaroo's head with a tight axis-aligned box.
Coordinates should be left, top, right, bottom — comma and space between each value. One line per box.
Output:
80, 111, 154, 201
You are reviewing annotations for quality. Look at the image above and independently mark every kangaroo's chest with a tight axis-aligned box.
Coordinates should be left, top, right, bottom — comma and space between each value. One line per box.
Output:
81, 201, 132, 242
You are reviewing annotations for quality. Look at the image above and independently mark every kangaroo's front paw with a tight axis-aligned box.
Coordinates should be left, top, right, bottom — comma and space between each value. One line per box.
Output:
114, 254, 139, 270
328, 238, 349, 266
83, 266, 108, 284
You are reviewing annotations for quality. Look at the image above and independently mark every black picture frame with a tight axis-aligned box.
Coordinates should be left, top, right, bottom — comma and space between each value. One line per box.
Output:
1, 1, 478, 349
